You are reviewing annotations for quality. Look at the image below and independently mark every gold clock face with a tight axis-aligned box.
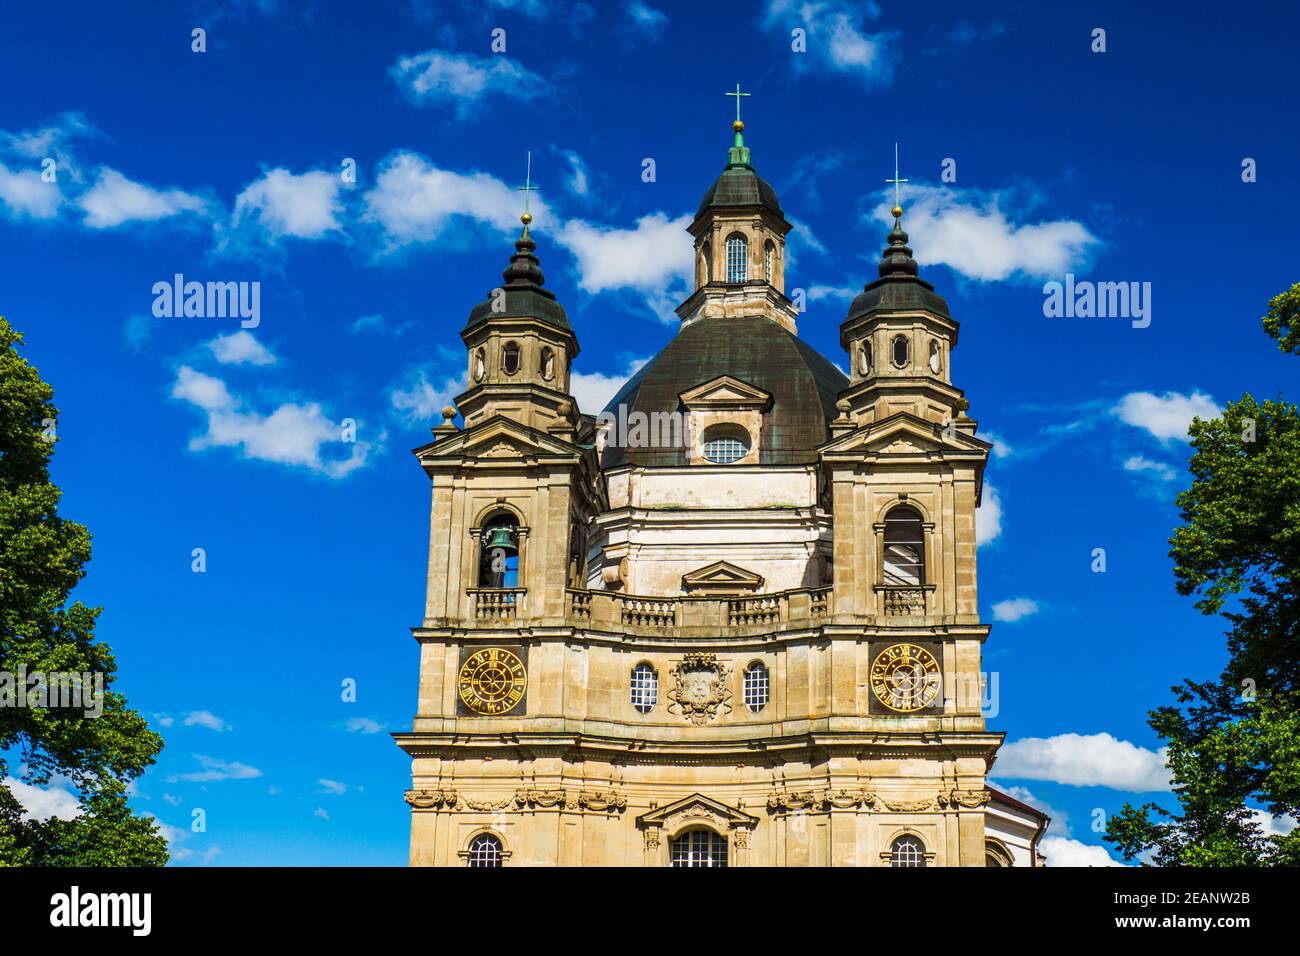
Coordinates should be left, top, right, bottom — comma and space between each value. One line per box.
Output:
870, 643, 941, 713
458, 647, 527, 716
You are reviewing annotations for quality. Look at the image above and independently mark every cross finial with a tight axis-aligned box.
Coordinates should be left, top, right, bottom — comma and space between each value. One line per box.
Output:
725, 82, 751, 130
885, 142, 908, 219
516, 150, 539, 225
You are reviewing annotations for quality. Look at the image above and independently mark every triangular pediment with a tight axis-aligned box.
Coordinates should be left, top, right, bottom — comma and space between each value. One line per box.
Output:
637, 793, 758, 830
679, 375, 772, 410
681, 560, 764, 594
415, 415, 578, 463
820, 411, 991, 457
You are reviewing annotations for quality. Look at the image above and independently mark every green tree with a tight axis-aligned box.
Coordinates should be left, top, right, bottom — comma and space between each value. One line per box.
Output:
1106, 285, 1300, 866
0, 315, 167, 865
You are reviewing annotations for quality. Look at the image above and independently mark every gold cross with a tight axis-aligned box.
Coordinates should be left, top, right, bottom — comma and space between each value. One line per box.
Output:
725, 83, 751, 124
885, 142, 908, 212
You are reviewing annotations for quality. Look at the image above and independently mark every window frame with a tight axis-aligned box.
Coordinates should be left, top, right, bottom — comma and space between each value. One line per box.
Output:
670, 828, 729, 868
725, 233, 748, 284
743, 662, 770, 713
630, 662, 659, 714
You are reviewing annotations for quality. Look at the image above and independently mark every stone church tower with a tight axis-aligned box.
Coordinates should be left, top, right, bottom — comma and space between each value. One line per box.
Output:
396, 113, 1047, 867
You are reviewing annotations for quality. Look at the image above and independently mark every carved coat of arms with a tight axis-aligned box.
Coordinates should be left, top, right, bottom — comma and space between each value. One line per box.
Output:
667, 653, 732, 724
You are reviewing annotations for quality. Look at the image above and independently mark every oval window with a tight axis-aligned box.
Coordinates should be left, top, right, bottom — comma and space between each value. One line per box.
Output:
701, 425, 750, 464
891, 334, 909, 368
858, 340, 873, 375
929, 340, 941, 374
503, 341, 520, 375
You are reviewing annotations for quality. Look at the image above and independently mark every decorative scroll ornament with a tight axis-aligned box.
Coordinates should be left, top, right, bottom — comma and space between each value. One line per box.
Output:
938, 788, 991, 809
667, 653, 733, 725
766, 790, 878, 812
405, 789, 458, 809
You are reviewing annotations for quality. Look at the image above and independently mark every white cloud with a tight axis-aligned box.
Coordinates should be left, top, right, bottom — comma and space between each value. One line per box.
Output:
570, 357, 649, 417
317, 778, 349, 795
980, 429, 1012, 459
163, 793, 183, 806
1123, 454, 1177, 482
4, 776, 81, 821
991, 597, 1039, 623
389, 49, 552, 118
390, 365, 467, 423
182, 710, 228, 732
1115, 390, 1220, 443
806, 284, 858, 303
79, 167, 207, 228
314, 806, 330, 820
997, 732, 1171, 792
1042, 836, 1125, 867
976, 482, 1002, 547
1248, 808, 1298, 838
155, 713, 175, 728
207, 330, 277, 366
363, 151, 547, 248
233, 167, 343, 239
168, 754, 263, 783
871, 183, 1098, 282
558, 212, 693, 297
558, 148, 590, 197
345, 716, 384, 735
992, 783, 1071, 837
760, 0, 897, 86
0, 162, 62, 219
625, 1, 669, 40
172, 366, 370, 479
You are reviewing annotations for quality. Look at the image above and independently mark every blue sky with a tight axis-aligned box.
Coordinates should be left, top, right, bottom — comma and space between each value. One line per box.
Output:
1, 0, 1296, 865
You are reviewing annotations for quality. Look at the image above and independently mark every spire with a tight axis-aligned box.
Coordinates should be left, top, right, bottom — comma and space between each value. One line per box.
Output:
500, 150, 553, 296
725, 82, 752, 167
880, 142, 917, 277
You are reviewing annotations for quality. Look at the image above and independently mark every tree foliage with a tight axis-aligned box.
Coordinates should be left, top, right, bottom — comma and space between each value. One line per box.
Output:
1105, 292, 1300, 865
0, 316, 167, 865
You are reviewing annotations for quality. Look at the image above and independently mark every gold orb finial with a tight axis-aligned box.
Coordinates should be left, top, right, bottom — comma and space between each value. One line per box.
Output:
733, 119, 744, 133
520, 211, 532, 225
892, 205, 903, 219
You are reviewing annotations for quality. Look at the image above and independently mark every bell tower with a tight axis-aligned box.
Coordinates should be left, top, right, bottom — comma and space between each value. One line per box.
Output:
676, 86, 799, 333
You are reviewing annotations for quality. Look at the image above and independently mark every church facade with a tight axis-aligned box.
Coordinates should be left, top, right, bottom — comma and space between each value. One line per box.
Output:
395, 115, 1048, 867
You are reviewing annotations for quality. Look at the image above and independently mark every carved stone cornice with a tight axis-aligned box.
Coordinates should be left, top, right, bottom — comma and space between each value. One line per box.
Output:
766, 789, 877, 812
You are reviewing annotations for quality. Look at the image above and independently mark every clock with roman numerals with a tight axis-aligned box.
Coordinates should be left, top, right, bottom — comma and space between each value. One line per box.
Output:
870, 642, 941, 713
458, 647, 527, 716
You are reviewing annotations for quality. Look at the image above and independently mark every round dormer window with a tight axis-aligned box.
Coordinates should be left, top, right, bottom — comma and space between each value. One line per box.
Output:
701, 424, 750, 464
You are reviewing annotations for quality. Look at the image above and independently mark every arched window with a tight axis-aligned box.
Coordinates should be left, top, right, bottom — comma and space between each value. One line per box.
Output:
883, 506, 924, 587
743, 663, 769, 712
891, 334, 910, 368
631, 663, 658, 713
701, 424, 750, 464
478, 512, 520, 588
502, 341, 520, 375
858, 340, 872, 376
473, 347, 486, 381
763, 240, 775, 284
986, 840, 1014, 867
890, 835, 926, 868
466, 834, 503, 868
671, 829, 728, 867
540, 346, 555, 381
725, 233, 748, 283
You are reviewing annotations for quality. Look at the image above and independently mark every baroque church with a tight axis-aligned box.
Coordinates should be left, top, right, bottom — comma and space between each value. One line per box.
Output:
394, 106, 1049, 867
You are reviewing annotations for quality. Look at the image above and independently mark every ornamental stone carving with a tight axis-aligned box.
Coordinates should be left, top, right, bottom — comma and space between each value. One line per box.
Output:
938, 788, 991, 809
667, 653, 733, 725
404, 788, 458, 809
